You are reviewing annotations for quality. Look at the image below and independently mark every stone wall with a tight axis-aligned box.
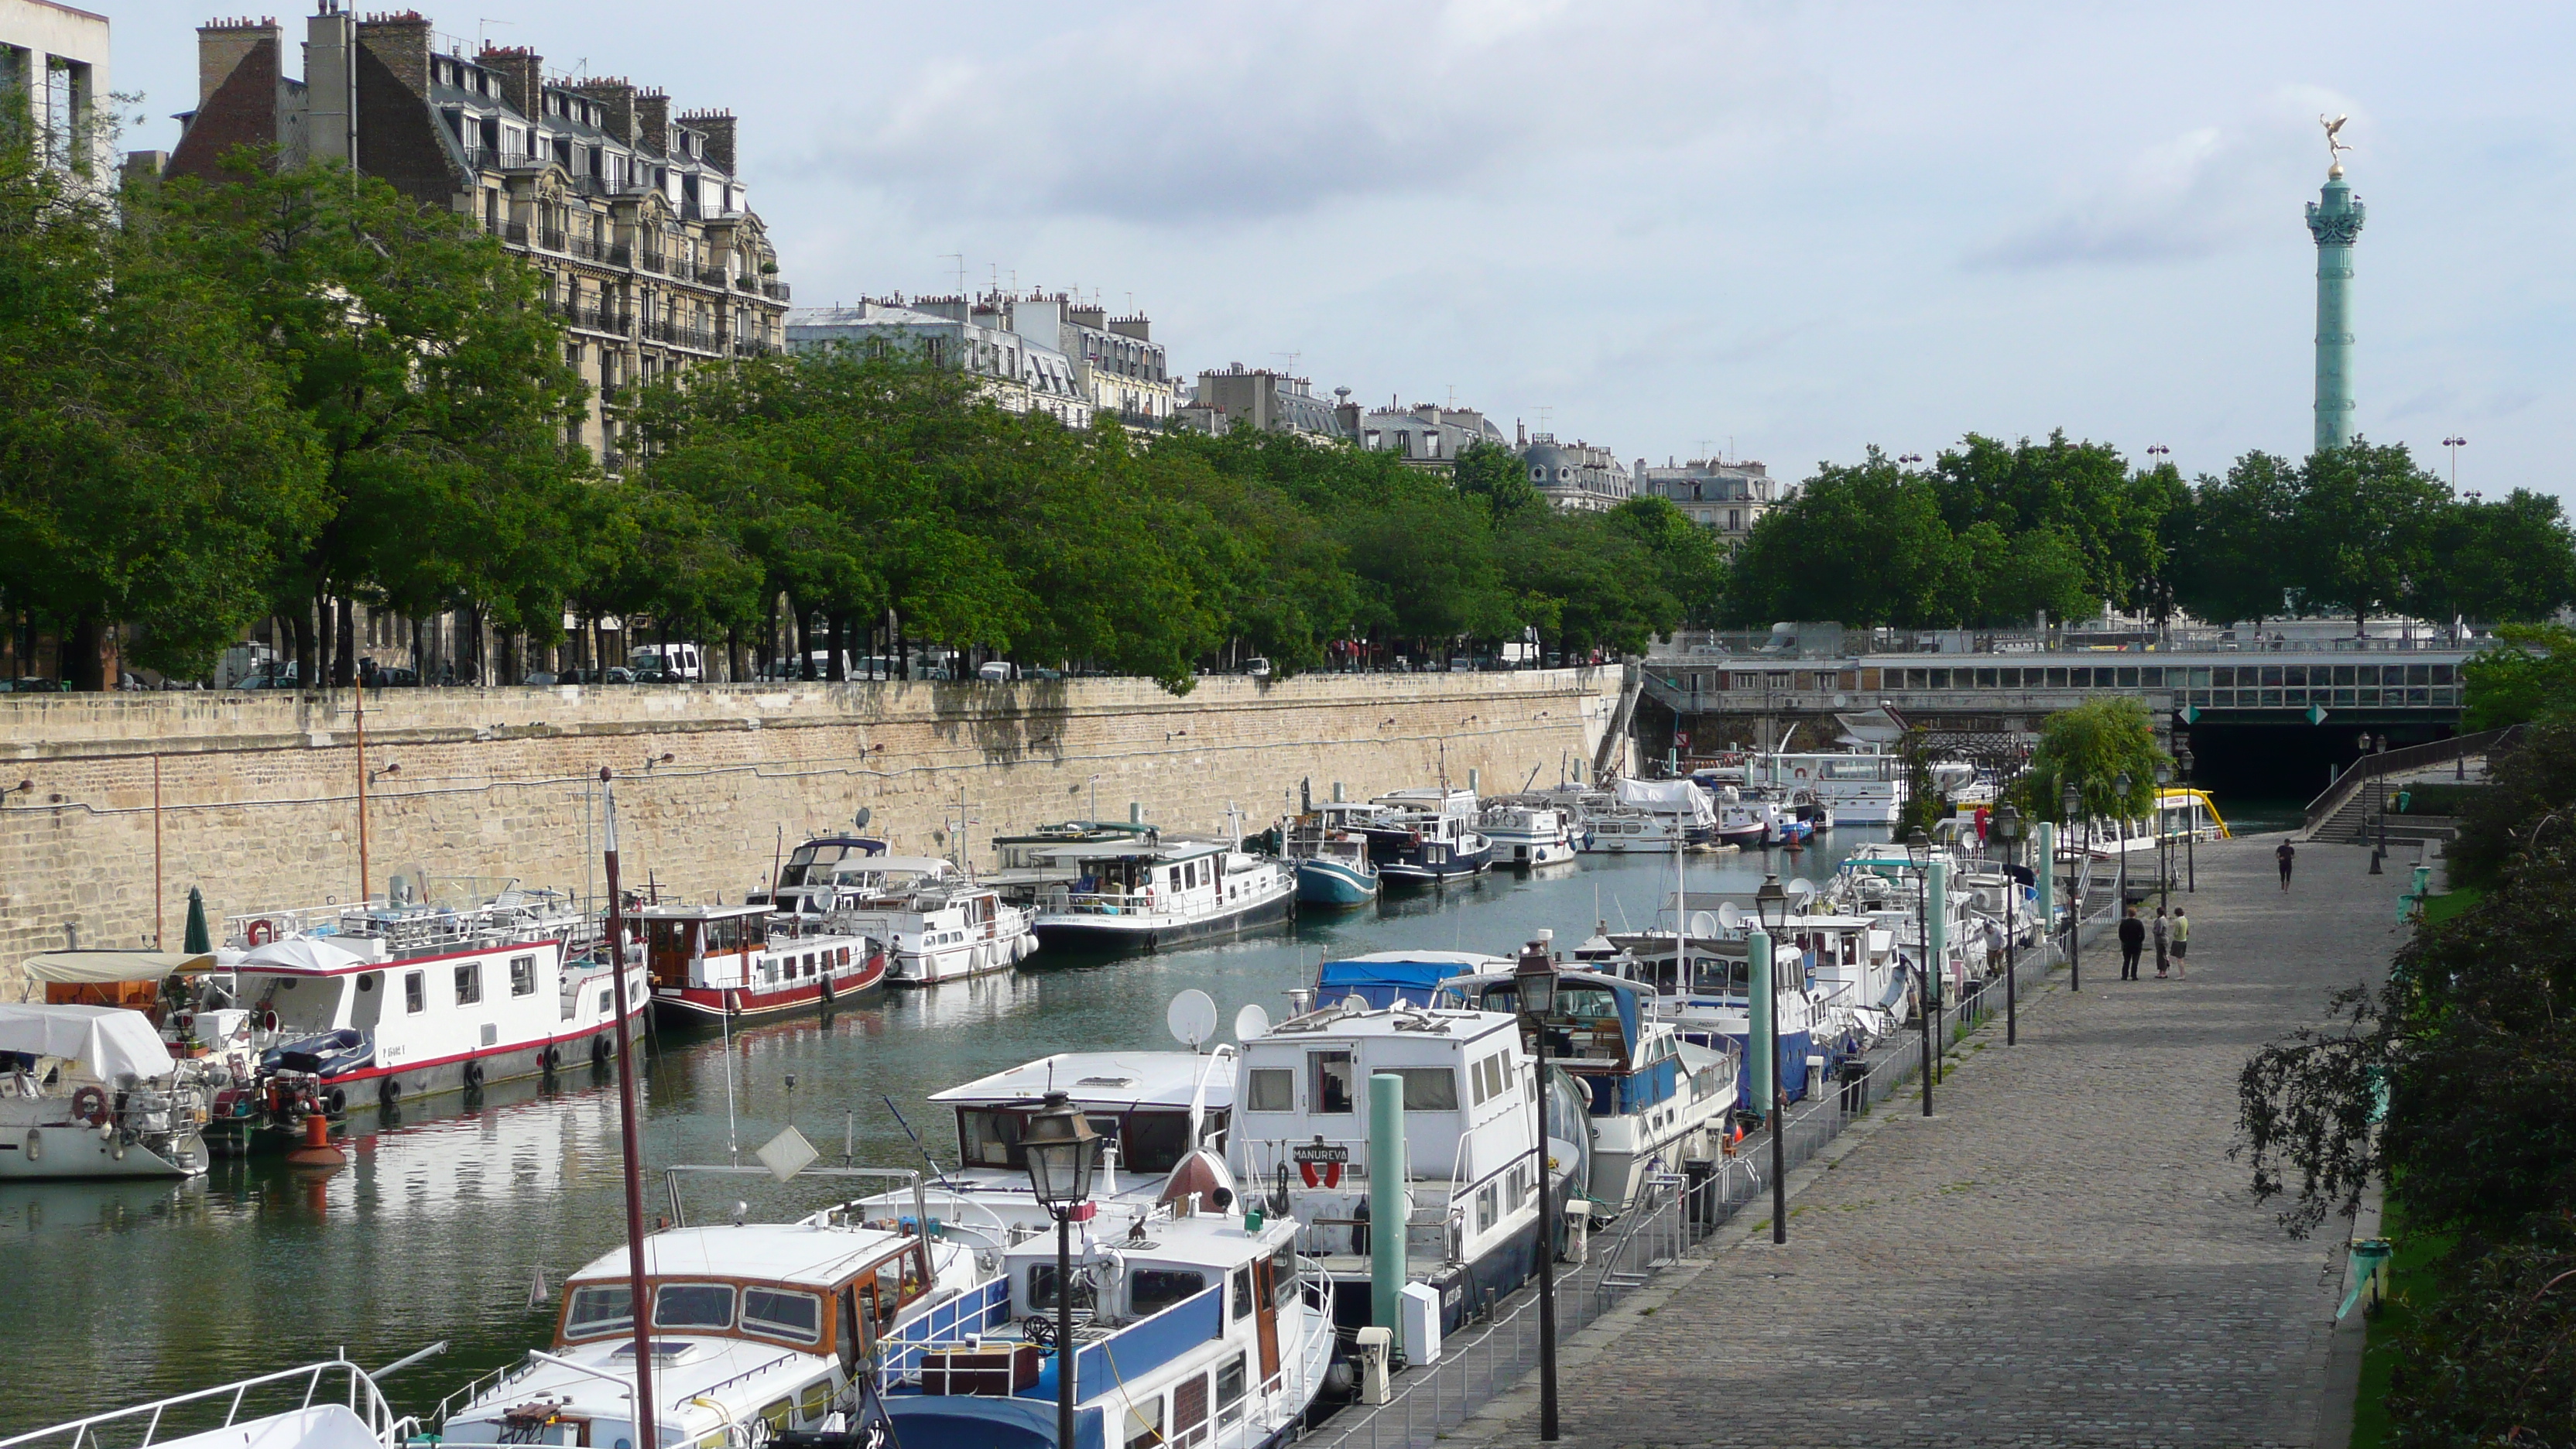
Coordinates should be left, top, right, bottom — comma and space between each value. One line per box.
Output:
0, 670, 1620, 996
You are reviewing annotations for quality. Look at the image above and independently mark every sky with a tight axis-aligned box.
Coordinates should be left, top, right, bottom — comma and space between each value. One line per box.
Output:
97, 0, 2576, 502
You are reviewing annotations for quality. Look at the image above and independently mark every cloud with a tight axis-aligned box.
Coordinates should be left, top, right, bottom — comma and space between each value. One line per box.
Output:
795, 0, 1795, 226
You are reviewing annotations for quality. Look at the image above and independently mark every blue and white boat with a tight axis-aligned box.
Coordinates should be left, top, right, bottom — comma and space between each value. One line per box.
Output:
1283, 803, 1382, 906
1602, 928, 1821, 1109
1356, 787, 1494, 884
1480, 797, 1579, 868
1440, 951, 1736, 1221
1316, 950, 1511, 1009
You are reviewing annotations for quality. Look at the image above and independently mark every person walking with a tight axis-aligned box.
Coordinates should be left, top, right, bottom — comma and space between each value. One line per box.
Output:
2118, 907, 2145, 981
2170, 906, 2190, 978
2276, 840, 2296, 890
2152, 907, 2170, 978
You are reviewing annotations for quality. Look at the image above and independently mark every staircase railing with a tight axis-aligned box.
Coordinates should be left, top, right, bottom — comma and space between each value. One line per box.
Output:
2300, 724, 2520, 838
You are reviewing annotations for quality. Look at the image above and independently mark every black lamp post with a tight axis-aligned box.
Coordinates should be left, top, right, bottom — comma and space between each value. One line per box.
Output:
2112, 770, 2133, 914
1756, 872, 1790, 1244
2154, 762, 2173, 910
2370, 733, 2389, 875
2061, 780, 2083, 994
1996, 804, 2021, 1046
2175, 739, 2196, 893
1513, 943, 1561, 1442
1905, 826, 1934, 1116
1023, 1091, 1101, 1449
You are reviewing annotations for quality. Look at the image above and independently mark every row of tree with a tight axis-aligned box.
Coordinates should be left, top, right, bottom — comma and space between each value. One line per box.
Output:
1725, 433, 2576, 631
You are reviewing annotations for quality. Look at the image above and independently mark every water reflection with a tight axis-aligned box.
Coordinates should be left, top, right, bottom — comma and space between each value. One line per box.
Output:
0, 838, 1872, 1428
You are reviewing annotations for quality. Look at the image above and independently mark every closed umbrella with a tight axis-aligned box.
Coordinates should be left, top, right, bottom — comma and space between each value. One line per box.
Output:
183, 887, 211, 954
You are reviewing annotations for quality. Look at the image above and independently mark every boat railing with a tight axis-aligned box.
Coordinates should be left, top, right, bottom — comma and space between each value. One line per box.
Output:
0, 1355, 425, 1449
1046, 890, 1158, 917
876, 1277, 1013, 1385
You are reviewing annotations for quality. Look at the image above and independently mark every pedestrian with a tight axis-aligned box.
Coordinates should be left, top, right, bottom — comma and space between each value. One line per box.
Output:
2152, 907, 2170, 978
2170, 906, 2189, 978
2276, 840, 2296, 890
2118, 906, 2145, 981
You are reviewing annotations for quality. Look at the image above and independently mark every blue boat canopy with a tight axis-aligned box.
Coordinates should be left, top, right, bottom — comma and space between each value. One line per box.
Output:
1317, 951, 1509, 1009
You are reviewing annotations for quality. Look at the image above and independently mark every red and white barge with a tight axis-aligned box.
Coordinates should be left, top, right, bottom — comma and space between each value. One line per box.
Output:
630, 902, 886, 1026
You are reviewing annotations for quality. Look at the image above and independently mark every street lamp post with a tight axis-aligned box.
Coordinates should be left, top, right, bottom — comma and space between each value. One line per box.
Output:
1513, 945, 1562, 1442
2061, 781, 2084, 994
2369, 733, 2388, 875
1906, 826, 1934, 1116
2112, 770, 2133, 915
2175, 738, 2196, 893
2154, 761, 2173, 911
2443, 435, 2467, 489
1997, 805, 2021, 1046
1023, 1091, 1102, 1449
1756, 873, 1790, 1244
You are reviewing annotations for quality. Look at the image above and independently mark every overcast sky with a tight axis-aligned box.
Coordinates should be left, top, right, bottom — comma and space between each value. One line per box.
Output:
104, 1, 2576, 501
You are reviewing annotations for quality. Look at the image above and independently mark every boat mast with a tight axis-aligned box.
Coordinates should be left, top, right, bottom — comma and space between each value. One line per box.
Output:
599, 769, 659, 1441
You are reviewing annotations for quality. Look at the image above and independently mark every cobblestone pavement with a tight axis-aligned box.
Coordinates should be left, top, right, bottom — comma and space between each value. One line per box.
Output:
1469, 834, 2410, 1448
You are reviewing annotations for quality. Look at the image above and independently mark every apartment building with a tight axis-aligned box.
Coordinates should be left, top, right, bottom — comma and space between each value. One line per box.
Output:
783, 295, 1094, 428
2, 0, 108, 176
1518, 430, 1635, 511
164, 4, 788, 461
1180, 365, 1345, 440
1636, 456, 1781, 554
1349, 400, 1508, 471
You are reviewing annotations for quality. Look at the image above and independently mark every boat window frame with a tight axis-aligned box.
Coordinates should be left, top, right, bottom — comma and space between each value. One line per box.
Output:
1390, 1066, 1459, 1112
1245, 1067, 1294, 1113
1129, 1267, 1210, 1318
651, 1281, 738, 1332
453, 961, 482, 1006
561, 1283, 634, 1341
1310, 1050, 1356, 1115
741, 1285, 825, 1345
1217, 1351, 1249, 1425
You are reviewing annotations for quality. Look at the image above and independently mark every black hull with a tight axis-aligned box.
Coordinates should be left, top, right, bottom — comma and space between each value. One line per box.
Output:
207, 1020, 639, 1154
1030, 892, 1295, 958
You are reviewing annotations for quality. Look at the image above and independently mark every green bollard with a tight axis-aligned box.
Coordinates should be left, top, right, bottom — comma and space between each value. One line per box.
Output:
1748, 928, 1774, 1115
1368, 1072, 1406, 1354
2035, 822, 2057, 941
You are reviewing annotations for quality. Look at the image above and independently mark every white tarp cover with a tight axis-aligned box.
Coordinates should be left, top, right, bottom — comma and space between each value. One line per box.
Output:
20, 951, 217, 985
1614, 777, 1718, 827
238, 937, 370, 973
0, 1003, 175, 1080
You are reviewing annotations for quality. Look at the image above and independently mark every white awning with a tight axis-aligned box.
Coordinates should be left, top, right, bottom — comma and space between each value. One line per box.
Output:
238, 937, 370, 974
21, 951, 218, 985
0, 1003, 176, 1080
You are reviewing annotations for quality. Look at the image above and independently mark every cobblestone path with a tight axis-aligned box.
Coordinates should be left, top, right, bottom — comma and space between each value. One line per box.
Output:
1471, 834, 2409, 1447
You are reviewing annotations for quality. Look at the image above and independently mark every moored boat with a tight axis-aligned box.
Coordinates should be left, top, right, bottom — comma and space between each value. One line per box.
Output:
1355, 787, 1494, 884
1283, 801, 1383, 906
993, 824, 1296, 955
0, 1004, 211, 1180
782, 853, 1037, 985
1479, 796, 1579, 868
633, 900, 885, 1025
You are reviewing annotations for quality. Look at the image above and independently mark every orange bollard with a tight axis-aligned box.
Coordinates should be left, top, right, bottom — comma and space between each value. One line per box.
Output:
285, 1112, 346, 1169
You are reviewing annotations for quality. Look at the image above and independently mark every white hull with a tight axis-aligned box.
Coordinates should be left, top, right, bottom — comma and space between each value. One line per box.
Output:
0, 1122, 206, 1179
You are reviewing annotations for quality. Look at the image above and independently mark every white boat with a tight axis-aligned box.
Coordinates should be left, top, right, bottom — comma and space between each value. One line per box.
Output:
1439, 954, 1735, 1221
211, 882, 643, 1131
629, 899, 884, 1026
879, 1155, 1334, 1449
1742, 750, 1906, 826
992, 824, 1296, 954
1577, 778, 1715, 853
0, 1004, 210, 1180
433, 1170, 989, 1448
1713, 795, 1779, 848
0, 1356, 421, 1449
1231, 995, 1587, 1335
1600, 930, 1824, 1109
1479, 797, 1579, 868
783, 854, 1037, 984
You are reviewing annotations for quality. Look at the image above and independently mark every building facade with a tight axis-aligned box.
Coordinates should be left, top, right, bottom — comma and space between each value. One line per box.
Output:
2, 0, 108, 177
1351, 402, 1507, 471
1180, 365, 1345, 440
1518, 430, 1635, 510
165, 5, 788, 462
1636, 457, 1780, 553
783, 295, 1094, 428
1048, 297, 1175, 427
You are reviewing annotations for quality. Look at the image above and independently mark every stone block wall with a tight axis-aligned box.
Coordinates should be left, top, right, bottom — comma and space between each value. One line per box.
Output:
0, 670, 1620, 997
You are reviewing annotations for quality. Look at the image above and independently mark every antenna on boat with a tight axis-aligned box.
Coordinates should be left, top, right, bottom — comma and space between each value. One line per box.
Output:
718, 990, 740, 1163
597, 769, 659, 1437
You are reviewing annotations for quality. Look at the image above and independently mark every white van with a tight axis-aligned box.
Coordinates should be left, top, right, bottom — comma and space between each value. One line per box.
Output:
976, 660, 1018, 683
629, 643, 704, 681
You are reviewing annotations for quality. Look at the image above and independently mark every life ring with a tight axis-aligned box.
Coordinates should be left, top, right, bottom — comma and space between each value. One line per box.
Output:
70, 1085, 110, 1126
245, 919, 276, 946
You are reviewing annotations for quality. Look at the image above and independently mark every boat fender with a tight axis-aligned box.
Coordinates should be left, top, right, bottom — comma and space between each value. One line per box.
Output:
70, 1084, 110, 1127
461, 1060, 484, 1091
20, 1129, 35, 1162
379, 1077, 401, 1108
259, 1010, 278, 1033
540, 1044, 561, 1073
325, 1088, 346, 1117
591, 1035, 611, 1066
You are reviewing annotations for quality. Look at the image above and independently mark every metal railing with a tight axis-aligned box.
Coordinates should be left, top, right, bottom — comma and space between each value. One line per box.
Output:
2301, 724, 2519, 836
0, 1357, 422, 1449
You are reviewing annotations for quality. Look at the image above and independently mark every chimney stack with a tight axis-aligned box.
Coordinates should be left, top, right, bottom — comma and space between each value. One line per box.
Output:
570, 77, 637, 146
195, 16, 283, 108
634, 88, 671, 156
475, 43, 543, 119
355, 12, 433, 101
680, 109, 735, 173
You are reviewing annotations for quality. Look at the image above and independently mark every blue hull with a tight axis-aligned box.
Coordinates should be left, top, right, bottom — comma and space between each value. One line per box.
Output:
1690, 1028, 1814, 1108
1296, 857, 1379, 904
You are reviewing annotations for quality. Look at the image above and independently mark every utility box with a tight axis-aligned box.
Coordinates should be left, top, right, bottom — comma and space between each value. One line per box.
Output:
1399, 1281, 1441, 1365
1353, 1327, 1393, 1404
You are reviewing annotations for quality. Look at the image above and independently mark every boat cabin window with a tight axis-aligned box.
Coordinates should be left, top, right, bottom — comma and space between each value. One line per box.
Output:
509, 955, 538, 996
1025, 1261, 1095, 1313
742, 1287, 822, 1344
1310, 1051, 1355, 1114
653, 1283, 736, 1330
1132, 1268, 1207, 1316
1270, 1245, 1297, 1307
1120, 1111, 1197, 1174
1230, 1265, 1255, 1320
453, 963, 482, 1006
1390, 1067, 1458, 1111
958, 1108, 1024, 1167
1125, 1398, 1163, 1449
404, 971, 425, 1015
646, 919, 697, 959
1246, 1067, 1293, 1112
1173, 1372, 1210, 1445
564, 1283, 633, 1337
1217, 1353, 1248, 1424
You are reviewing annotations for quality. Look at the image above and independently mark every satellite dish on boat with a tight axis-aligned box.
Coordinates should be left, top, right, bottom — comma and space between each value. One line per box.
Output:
1168, 989, 1219, 1050
1235, 1004, 1272, 1042
1714, 902, 1742, 932
1339, 993, 1369, 1018
854, 807, 872, 830
1688, 910, 1720, 940
1788, 878, 1817, 909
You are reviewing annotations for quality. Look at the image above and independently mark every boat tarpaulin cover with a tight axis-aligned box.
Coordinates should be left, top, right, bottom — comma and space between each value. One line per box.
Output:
20, 950, 218, 985
1318, 953, 1502, 1009
1612, 777, 1718, 827
0, 1003, 175, 1078
238, 937, 371, 973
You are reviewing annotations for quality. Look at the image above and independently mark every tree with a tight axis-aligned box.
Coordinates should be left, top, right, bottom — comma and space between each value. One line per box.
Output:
1453, 438, 1540, 519
2024, 697, 2164, 826
2413, 488, 2576, 625
2461, 623, 2576, 735
1725, 450, 1967, 627
150, 149, 588, 684
1929, 430, 2165, 611
2169, 452, 2297, 629
2288, 439, 2450, 634
0, 128, 326, 686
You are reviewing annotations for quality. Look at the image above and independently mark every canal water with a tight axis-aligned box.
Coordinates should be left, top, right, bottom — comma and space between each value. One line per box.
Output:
0, 838, 1888, 1427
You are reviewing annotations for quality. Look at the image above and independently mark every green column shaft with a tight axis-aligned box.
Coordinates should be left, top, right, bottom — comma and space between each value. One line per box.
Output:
1749, 928, 1775, 1112
2307, 170, 2366, 454
1368, 1072, 1406, 1348
2036, 822, 2057, 924
1927, 860, 1950, 999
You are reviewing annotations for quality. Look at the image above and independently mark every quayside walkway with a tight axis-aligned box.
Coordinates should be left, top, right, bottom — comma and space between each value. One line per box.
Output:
1467, 834, 2403, 1448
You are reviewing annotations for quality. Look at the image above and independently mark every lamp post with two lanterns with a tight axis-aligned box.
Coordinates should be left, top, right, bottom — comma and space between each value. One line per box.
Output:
2175, 736, 2196, 892
1756, 873, 1790, 1244
1023, 1091, 1104, 1449
2061, 780, 2084, 994
1513, 945, 1563, 1441
1996, 804, 2022, 1046
1905, 826, 1935, 1116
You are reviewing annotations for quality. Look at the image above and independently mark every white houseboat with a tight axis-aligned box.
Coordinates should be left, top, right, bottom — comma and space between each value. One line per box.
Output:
0, 1004, 210, 1180
992, 824, 1296, 954
632, 901, 886, 1025
780, 854, 1037, 985
1479, 797, 1578, 868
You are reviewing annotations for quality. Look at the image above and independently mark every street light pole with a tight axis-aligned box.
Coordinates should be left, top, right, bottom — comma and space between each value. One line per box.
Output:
1997, 805, 2021, 1046
1022, 1091, 1102, 1449
2175, 738, 2196, 893
2154, 762, 2173, 913
1513, 944, 1562, 1442
2061, 781, 2084, 994
1906, 826, 1933, 1117
1756, 874, 1789, 1244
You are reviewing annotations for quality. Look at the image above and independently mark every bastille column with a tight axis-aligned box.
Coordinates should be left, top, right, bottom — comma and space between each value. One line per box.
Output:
2305, 127, 2366, 454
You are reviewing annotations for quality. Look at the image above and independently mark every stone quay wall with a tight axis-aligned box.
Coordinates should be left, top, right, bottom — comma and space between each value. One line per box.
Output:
0, 670, 1621, 996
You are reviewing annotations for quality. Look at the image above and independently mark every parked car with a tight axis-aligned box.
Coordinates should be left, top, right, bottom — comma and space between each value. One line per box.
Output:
1245, 656, 1273, 680
522, 670, 559, 687
1023, 666, 1064, 681
976, 660, 1018, 683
